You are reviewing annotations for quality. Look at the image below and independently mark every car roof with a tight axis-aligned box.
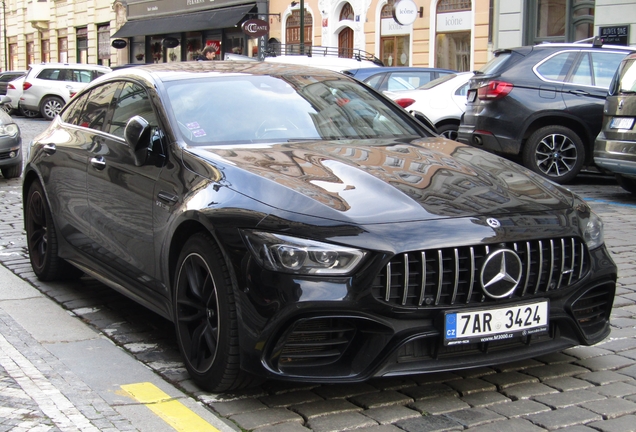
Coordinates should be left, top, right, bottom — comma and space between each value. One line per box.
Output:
91, 61, 347, 85
343, 66, 456, 78
28, 62, 112, 71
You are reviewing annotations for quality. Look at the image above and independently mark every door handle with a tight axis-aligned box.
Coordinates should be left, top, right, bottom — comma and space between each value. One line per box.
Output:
569, 89, 590, 96
90, 156, 106, 170
42, 143, 56, 155
157, 191, 178, 204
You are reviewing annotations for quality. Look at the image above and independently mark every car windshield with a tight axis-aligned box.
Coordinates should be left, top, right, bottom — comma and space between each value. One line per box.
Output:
165, 75, 422, 145
617, 58, 636, 93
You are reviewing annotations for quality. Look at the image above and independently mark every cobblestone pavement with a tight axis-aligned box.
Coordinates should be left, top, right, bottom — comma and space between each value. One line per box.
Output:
4, 117, 636, 431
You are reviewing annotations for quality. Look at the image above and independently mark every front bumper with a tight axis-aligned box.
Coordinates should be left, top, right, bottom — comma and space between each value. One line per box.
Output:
0, 136, 22, 168
236, 241, 616, 383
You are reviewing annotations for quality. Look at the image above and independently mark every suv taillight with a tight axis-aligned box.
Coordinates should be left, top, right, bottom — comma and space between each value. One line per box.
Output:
23, 81, 32, 91
394, 98, 415, 109
477, 81, 513, 100
7, 83, 15, 90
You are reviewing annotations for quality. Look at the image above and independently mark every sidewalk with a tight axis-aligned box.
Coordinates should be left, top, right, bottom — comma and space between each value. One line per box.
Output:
0, 263, 237, 432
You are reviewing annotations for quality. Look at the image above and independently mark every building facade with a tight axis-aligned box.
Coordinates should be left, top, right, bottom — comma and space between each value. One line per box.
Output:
4, 1, 633, 73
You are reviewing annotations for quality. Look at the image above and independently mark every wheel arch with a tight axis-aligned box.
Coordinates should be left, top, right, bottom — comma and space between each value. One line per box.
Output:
22, 169, 43, 227
522, 115, 594, 164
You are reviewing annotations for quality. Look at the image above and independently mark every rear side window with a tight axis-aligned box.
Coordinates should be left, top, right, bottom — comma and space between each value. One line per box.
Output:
536, 52, 578, 82
37, 69, 62, 80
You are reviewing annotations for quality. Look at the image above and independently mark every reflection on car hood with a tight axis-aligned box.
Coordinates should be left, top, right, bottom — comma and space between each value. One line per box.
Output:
191, 138, 573, 224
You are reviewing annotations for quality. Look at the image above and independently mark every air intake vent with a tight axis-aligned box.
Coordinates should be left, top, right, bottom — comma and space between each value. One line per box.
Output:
371, 237, 588, 308
278, 318, 356, 369
571, 285, 612, 335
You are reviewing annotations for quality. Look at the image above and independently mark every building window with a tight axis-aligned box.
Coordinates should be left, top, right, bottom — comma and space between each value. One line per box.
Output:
526, 0, 594, 44
435, 0, 471, 71
340, 3, 354, 21
77, 27, 88, 63
26, 34, 35, 67
41, 33, 51, 63
58, 38, 68, 63
98, 24, 111, 66
9, 43, 17, 70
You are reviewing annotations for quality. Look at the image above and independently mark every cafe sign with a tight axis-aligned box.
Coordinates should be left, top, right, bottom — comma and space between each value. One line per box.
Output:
392, 0, 418, 26
242, 19, 269, 38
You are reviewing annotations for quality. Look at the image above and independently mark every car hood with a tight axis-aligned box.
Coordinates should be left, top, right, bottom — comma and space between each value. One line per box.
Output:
187, 138, 573, 224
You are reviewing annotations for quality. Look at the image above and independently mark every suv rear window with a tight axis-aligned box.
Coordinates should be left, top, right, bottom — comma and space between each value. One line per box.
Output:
478, 52, 513, 75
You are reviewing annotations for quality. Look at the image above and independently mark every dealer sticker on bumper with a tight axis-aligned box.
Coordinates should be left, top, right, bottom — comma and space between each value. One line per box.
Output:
444, 300, 549, 346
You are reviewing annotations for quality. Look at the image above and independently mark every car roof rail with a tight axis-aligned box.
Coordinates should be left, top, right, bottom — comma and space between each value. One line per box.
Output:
264, 44, 384, 66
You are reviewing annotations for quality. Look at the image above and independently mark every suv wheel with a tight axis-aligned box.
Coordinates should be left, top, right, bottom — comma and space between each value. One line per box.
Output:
522, 125, 584, 184
20, 106, 40, 118
40, 96, 65, 121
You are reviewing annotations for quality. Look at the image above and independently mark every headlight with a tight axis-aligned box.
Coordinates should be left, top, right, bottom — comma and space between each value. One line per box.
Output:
0, 124, 18, 137
584, 210, 604, 250
242, 230, 367, 275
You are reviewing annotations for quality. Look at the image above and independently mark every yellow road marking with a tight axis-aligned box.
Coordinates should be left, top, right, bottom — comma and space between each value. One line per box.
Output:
121, 382, 219, 432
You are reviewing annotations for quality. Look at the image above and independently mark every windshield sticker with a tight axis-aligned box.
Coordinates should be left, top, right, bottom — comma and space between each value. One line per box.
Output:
186, 122, 200, 129
192, 129, 207, 137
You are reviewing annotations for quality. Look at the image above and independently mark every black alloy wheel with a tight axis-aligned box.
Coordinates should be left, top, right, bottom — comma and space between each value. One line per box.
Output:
174, 233, 252, 392
437, 124, 459, 141
522, 125, 585, 184
25, 181, 80, 280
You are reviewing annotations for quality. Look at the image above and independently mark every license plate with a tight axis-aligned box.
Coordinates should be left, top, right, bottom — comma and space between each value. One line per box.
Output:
467, 90, 477, 103
610, 117, 635, 130
444, 300, 549, 346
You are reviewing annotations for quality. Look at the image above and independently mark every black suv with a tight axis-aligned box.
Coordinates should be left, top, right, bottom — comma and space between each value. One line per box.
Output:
457, 40, 635, 183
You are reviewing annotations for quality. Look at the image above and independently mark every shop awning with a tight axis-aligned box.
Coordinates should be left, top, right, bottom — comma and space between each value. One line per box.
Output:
112, 4, 255, 38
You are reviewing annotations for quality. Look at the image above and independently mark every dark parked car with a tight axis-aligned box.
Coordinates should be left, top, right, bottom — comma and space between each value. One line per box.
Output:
0, 96, 22, 178
0, 70, 26, 95
458, 40, 634, 184
595, 52, 636, 194
23, 61, 616, 392
343, 66, 456, 92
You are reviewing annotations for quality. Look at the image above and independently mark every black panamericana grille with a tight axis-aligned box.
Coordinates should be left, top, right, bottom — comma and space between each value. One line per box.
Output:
371, 237, 588, 308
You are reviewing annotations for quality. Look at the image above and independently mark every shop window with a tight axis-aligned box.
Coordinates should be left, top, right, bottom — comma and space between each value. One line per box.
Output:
435, 0, 471, 71
98, 24, 111, 66
380, 1, 410, 67
186, 33, 203, 61
526, 0, 594, 44
77, 27, 88, 63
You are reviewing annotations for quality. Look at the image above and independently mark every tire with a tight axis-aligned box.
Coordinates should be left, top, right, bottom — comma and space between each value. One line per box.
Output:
1, 163, 23, 179
173, 233, 254, 392
20, 106, 40, 118
40, 96, 65, 121
616, 174, 636, 195
24, 181, 82, 280
522, 125, 585, 184
437, 123, 459, 141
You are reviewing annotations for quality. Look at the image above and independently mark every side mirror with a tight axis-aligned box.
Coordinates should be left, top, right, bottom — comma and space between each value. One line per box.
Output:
0, 95, 10, 105
124, 115, 151, 166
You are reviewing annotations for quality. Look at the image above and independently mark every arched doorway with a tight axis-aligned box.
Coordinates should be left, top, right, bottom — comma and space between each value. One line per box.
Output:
286, 9, 313, 52
338, 3, 354, 58
435, 0, 471, 71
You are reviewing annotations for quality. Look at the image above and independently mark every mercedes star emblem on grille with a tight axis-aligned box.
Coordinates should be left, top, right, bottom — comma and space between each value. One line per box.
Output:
480, 249, 522, 298
487, 218, 501, 228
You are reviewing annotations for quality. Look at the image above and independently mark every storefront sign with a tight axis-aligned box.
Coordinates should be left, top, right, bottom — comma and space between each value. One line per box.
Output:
111, 39, 128, 49
242, 19, 269, 38
162, 37, 180, 48
381, 18, 411, 36
392, 0, 418, 26
128, 0, 248, 19
436, 11, 472, 32
600, 26, 629, 46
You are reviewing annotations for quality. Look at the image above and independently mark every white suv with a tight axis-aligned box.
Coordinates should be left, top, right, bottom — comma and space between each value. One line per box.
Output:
20, 63, 111, 120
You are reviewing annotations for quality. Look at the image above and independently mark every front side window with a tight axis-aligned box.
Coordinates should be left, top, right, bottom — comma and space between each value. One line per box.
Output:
108, 82, 156, 138
166, 75, 421, 145
77, 82, 120, 131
